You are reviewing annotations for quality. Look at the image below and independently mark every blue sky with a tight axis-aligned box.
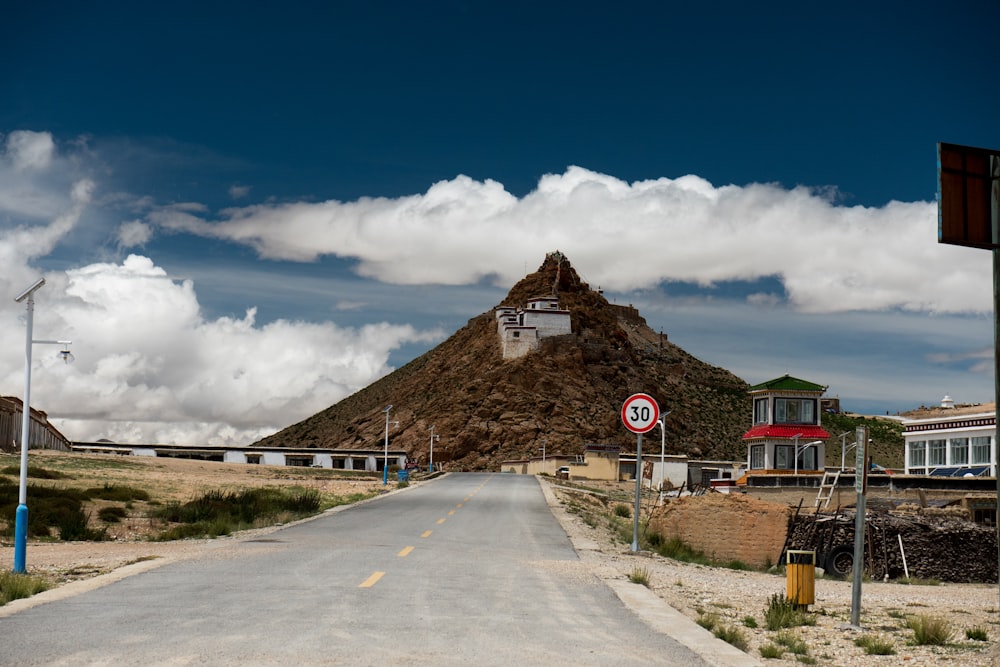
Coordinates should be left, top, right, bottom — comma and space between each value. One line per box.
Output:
2, 1, 999, 445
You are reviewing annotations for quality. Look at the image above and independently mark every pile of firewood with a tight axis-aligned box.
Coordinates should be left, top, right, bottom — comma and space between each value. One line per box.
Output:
787, 510, 997, 583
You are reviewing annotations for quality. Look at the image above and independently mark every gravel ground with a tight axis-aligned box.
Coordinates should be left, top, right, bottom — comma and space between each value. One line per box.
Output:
544, 479, 1000, 666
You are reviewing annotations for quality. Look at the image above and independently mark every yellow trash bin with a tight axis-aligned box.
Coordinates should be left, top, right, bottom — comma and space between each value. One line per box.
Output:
786, 550, 816, 607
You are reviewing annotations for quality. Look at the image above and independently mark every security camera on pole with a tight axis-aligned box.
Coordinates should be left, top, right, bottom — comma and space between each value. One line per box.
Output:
621, 393, 660, 553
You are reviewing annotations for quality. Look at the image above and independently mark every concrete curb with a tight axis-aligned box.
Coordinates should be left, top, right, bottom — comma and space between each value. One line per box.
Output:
538, 477, 762, 667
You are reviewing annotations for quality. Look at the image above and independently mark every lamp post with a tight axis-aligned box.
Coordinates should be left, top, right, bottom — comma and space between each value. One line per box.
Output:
653, 411, 671, 490
382, 405, 393, 485
794, 439, 824, 475
428, 425, 439, 473
540, 440, 546, 474
13, 278, 72, 574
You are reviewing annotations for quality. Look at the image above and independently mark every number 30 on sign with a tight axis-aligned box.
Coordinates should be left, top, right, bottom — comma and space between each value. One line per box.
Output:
621, 393, 660, 434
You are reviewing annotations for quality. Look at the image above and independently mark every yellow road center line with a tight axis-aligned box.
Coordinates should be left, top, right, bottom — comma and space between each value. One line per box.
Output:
359, 571, 384, 588
448, 510, 455, 516
421, 530, 432, 538
456, 503, 463, 508
437, 518, 446, 524
398, 546, 414, 557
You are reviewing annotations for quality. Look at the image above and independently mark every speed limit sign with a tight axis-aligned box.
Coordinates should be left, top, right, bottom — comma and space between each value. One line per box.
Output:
621, 393, 660, 434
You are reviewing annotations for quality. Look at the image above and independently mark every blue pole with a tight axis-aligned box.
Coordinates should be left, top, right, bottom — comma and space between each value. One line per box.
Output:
14, 288, 37, 574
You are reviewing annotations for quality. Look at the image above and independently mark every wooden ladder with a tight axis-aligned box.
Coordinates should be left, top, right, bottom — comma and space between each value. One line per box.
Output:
814, 469, 841, 509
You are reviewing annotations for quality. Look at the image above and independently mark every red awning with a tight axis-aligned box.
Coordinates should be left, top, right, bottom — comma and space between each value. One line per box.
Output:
741, 424, 831, 440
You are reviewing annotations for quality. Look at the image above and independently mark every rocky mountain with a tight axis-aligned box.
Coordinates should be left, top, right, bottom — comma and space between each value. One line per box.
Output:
253, 252, 752, 469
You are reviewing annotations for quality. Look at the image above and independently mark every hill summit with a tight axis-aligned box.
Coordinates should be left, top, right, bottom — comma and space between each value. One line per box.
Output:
253, 252, 751, 469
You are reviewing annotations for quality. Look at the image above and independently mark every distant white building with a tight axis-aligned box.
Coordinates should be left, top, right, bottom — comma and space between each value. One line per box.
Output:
902, 399, 996, 477
495, 296, 571, 359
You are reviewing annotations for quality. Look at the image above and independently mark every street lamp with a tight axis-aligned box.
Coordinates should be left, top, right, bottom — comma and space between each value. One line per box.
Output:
13, 278, 72, 574
540, 440, 546, 473
793, 436, 824, 475
653, 411, 672, 490
382, 405, 396, 485
428, 425, 439, 473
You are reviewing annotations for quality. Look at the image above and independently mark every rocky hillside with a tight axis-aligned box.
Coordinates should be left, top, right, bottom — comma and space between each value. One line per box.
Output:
253, 253, 752, 469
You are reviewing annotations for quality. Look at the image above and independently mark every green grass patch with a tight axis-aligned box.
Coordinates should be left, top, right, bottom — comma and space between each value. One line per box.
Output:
0, 571, 51, 606
966, 626, 989, 641
696, 611, 719, 631
98, 506, 128, 523
628, 566, 650, 587
759, 643, 784, 659
854, 634, 896, 655
773, 631, 808, 655
613, 503, 631, 518
82, 483, 150, 502
713, 624, 748, 652
906, 614, 954, 646
0, 465, 69, 480
151, 487, 321, 540
764, 594, 816, 631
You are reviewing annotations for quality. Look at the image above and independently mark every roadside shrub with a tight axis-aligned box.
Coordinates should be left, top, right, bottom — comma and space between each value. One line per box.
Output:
151, 487, 321, 540
1, 465, 70, 480
655, 537, 711, 565
713, 624, 748, 652
696, 611, 718, 631
907, 614, 954, 646
0, 571, 50, 606
759, 643, 783, 659
98, 506, 128, 523
966, 626, 989, 641
854, 634, 896, 655
613, 503, 631, 518
764, 594, 815, 630
57, 508, 106, 541
628, 566, 650, 587
773, 631, 808, 655
742, 615, 758, 628
83, 483, 150, 502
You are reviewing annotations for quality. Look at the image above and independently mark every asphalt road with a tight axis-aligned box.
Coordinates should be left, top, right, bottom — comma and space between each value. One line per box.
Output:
0, 473, 709, 665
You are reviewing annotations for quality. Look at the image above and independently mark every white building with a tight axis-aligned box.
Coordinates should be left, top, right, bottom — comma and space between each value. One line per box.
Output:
495, 296, 572, 359
902, 399, 996, 477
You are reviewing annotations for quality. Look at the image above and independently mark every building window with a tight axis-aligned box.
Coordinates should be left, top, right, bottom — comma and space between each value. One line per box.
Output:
972, 436, 991, 464
928, 439, 946, 467
909, 441, 926, 468
950, 438, 969, 465
753, 398, 769, 424
797, 446, 818, 471
774, 398, 816, 425
750, 445, 765, 469
774, 445, 793, 469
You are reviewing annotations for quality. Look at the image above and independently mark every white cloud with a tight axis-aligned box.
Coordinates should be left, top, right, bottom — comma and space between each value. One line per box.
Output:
229, 184, 251, 200
1, 253, 444, 445
5, 130, 55, 170
117, 220, 153, 248
149, 167, 992, 315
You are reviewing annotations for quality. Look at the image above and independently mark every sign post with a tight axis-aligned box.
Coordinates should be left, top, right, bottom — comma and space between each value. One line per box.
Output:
850, 425, 868, 627
937, 142, 1000, 609
622, 393, 660, 553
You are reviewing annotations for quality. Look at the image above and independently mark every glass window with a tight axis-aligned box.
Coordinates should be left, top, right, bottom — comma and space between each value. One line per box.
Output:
797, 445, 818, 470
928, 439, 946, 467
753, 398, 769, 424
972, 436, 991, 464
909, 441, 926, 467
774, 445, 793, 469
774, 398, 816, 425
950, 438, 969, 465
750, 445, 765, 469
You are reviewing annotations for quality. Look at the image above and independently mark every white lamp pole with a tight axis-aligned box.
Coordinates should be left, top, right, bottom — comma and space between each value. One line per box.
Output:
540, 440, 546, 473
428, 425, 439, 473
383, 405, 393, 485
13, 278, 72, 574
654, 411, 671, 490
